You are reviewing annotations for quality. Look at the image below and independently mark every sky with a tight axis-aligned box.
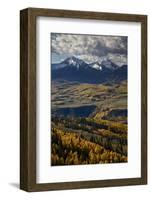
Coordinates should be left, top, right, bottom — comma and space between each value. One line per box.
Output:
51, 33, 127, 66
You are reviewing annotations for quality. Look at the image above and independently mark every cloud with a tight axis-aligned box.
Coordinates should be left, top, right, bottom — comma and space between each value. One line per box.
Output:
51, 33, 127, 65
107, 53, 127, 66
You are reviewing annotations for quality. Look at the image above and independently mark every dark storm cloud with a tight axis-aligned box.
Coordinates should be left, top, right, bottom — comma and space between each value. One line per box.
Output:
51, 33, 127, 65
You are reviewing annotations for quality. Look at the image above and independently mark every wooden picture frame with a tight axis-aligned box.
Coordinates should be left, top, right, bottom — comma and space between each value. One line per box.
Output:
20, 7, 147, 192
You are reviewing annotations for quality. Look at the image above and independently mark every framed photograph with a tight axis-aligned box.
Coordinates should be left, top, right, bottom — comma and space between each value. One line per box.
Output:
20, 8, 147, 191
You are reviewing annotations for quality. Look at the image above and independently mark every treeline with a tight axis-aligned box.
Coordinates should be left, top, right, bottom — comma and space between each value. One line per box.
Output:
51, 127, 127, 166
52, 116, 127, 135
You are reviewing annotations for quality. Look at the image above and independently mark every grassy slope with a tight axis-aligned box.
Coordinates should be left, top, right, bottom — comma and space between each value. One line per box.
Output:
52, 80, 127, 108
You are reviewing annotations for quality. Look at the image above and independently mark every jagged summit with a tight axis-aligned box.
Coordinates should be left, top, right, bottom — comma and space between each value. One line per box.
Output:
51, 56, 127, 84
61, 56, 87, 69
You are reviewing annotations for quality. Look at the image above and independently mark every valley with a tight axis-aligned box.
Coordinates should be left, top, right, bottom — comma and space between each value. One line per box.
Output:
52, 80, 127, 122
51, 56, 128, 166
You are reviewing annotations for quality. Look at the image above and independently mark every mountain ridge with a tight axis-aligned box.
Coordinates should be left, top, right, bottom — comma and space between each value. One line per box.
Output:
52, 56, 127, 84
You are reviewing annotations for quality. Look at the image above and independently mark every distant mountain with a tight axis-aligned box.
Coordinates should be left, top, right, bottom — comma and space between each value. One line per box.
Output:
89, 62, 102, 70
51, 56, 127, 84
52, 56, 90, 70
112, 65, 127, 82
101, 60, 119, 70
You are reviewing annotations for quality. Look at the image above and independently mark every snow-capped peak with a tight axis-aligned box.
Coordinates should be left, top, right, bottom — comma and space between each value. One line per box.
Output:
101, 59, 118, 70
62, 56, 87, 70
52, 56, 120, 72
89, 62, 102, 71
68, 58, 76, 65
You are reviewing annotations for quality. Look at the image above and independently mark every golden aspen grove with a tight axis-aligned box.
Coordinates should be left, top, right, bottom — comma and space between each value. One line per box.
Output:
51, 117, 127, 165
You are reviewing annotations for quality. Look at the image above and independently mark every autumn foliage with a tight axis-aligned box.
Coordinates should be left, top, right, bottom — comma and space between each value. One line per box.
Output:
51, 126, 127, 166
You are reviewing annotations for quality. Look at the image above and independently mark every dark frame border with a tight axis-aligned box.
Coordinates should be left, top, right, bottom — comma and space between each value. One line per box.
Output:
20, 8, 147, 192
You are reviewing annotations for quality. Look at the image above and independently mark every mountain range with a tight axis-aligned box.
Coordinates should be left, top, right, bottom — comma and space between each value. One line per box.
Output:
52, 56, 127, 84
